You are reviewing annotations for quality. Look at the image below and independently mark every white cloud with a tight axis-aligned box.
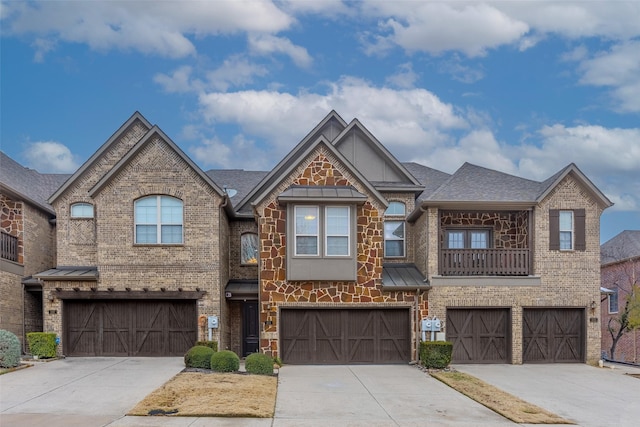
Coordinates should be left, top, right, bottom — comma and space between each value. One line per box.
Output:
386, 63, 419, 89
190, 134, 266, 170
207, 55, 270, 91
195, 77, 468, 169
576, 41, 640, 113
23, 141, 80, 173
154, 66, 202, 94
362, 2, 529, 57
2, 0, 293, 59
248, 34, 312, 68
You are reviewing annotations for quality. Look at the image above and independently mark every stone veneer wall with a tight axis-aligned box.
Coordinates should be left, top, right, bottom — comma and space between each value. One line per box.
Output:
257, 148, 428, 359
440, 210, 529, 249
427, 175, 604, 364
1, 194, 24, 264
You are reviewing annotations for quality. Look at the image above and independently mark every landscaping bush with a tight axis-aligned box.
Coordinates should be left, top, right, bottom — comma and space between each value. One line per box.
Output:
420, 341, 453, 369
0, 329, 21, 368
26, 332, 58, 358
245, 352, 274, 375
210, 350, 239, 372
195, 340, 218, 351
184, 345, 215, 369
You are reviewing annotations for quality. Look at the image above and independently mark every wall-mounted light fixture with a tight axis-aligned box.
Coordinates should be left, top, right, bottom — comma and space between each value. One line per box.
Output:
590, 300, 597, 311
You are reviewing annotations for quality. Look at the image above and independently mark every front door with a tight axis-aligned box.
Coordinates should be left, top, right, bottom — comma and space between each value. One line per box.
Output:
242, 301, 259, 356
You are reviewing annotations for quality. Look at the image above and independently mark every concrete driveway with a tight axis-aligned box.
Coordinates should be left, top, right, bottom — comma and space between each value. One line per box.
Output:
2, 358, 639, 427
455, 363, 640, 427
0, 357, 184, 427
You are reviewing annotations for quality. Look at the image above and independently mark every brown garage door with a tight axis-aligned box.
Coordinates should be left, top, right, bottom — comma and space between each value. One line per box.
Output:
447, 308, 511, 363
523, 308, 585, 363
280, 308, 410, 364
65, 300, 197, 356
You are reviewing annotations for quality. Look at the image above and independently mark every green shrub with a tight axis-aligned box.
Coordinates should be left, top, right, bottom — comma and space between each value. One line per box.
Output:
420, 341, 453, 369
184, 345, 215, 369
0, 329, 21, 368
245, 352, 274, 375
26, 332, 58, 358
210, 350, 239, 372
195, 340, 218, 351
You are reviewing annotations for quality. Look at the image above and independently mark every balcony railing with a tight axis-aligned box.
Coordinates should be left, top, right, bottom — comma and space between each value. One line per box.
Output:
1, 231, 19, 262
440, 248, 530, 276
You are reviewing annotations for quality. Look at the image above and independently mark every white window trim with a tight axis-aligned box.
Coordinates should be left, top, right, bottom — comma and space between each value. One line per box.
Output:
70, 203, 94, 218
134, 195, 183, 245
325, 206, 350, 257
559, 210, 574, 251
294, 205, 319, 256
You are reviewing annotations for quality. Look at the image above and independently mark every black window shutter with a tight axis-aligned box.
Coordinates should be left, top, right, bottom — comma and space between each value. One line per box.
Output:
549, 209, 559, 250
574, 209, 586, 251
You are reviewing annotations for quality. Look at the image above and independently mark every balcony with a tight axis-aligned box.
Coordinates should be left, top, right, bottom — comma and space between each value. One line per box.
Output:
440, 248, 530, 276
1, 231, 19, 262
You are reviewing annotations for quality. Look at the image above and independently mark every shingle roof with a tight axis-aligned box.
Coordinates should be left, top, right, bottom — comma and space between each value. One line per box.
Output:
0, 151, 70, 213
401, 162, 451, 200
206, 169, 268, 210
601, 230, 640, 265
426, 162, 544, 202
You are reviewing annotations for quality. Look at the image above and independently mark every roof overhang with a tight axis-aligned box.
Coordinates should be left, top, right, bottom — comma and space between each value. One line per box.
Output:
225, 280, 258, 301
34, 267, 99, 281
52, 289, 205, 300
407, 201, 535, 222
600, 287, 615, 295
381, 263, 430, 291
278, 185, 368, 205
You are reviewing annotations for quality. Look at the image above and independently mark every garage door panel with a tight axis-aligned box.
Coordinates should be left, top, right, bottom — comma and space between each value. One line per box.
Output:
65, 300, 196, 357
281, 309, 410, 364
523, 308, 585, 363
447, 309, 510, 364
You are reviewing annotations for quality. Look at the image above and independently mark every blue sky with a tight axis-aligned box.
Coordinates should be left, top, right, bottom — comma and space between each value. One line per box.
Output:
1, 1, 639, 243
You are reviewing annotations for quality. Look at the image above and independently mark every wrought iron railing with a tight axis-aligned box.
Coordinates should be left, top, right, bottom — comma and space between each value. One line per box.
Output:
440, 248, 530, 276
1, 231, 19, 262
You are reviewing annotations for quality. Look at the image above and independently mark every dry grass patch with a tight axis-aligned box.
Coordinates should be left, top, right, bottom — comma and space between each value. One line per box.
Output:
431, 371, 574, 424
128, 372, 277, 418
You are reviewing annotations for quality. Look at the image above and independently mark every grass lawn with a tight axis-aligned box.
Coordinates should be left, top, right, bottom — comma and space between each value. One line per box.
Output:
128, 371, 277, 418
431, 371, 573, 424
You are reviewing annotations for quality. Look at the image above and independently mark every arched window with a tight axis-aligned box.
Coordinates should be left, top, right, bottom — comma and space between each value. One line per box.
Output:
70, 203, 94, 218
384, 201, 405, 257
241, 233, 259, 264
134, 195, 183, 244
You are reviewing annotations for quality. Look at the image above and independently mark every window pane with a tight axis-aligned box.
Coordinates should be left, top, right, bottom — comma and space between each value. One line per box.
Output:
470, 231, 488, 249
448, 231, 464, 249
385, 240, 404, 257
609, 289, 619, 313
136, 225, 157, 243
559, 211, 573, 231
385, 202, 405, 216
161, 225, 182, 243
296, 236, 318, 255
241, 233, 259, 264
135, 198, 157, 224
560, 231, 572, 250
384, 221, 405, 239
295, 206, 318, 235
327, 236, 349, 256
326, 207, 349, 235
161, 199, 183, 224
71, 203, 94, 218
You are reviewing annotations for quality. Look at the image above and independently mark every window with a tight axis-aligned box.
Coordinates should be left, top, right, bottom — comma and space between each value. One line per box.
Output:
241, 233, 259, 265
70, 203, 94, 218
549, 209, 585, 251
446, 229, 490, 249
384, 202, 406, 258
325, 206, 350, 256
609, 288, 619, 314
293, 206, 350, 256
134, 195, 183, 244
559, 210, 574, 250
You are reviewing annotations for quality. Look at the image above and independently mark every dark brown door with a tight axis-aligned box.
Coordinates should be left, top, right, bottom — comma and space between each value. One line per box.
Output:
447, 308, 510, 363
242, 302, 259, 356
280, 308, 410, 364
523, 308, 585, 363
65, 300, 196, 356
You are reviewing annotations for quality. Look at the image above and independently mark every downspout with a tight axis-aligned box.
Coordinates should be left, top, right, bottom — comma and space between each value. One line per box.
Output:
218, 194, 229, 347
22, 283, 26, 354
